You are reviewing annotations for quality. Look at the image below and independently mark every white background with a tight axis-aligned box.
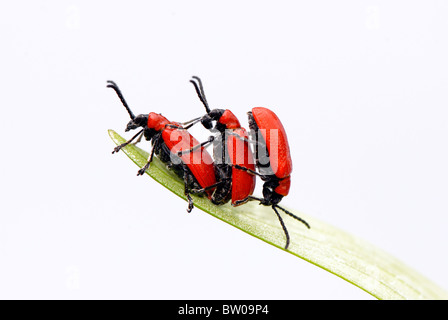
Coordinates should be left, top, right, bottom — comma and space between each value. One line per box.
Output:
1, 1, 447, 299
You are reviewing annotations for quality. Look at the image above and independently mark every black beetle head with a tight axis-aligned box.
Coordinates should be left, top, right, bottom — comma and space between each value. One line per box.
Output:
261, 179, 283, 206
200, 109, 225, 131
201, 114, 214, 129
125, 114, 148, 132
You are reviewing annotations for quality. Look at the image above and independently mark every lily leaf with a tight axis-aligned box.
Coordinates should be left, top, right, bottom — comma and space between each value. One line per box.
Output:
108, 129, 448, 300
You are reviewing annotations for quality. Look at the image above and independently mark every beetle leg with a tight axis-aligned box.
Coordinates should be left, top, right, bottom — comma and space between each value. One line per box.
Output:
112, 129, 144, 154
190, 179, 226, 194
226, 131, 261, 146
131, 131, 144, 146
136, 135, 160, 176
177, 136, 215, 157
165, 123, 181, 129
232, 164, 268, 179
185, 193, 194, 213
182, 165, 195, 212
233, 195, 265, 206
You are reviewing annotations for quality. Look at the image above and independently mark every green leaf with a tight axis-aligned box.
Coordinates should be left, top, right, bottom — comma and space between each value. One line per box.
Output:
108, 129, 448, 300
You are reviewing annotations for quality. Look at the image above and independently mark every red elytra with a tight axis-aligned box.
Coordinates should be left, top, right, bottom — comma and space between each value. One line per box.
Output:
218, 109, 241, 129
251, 107, 293, 181
146, 112, 170, 131
226, 127, 256, 205
161, 123, 216, 196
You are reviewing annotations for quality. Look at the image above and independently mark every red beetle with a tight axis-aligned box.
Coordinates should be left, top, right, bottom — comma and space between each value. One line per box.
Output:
183, 76, 256, 206
248, 107, 292, 203
240, 106, 310, 249
107, 80, 216, 212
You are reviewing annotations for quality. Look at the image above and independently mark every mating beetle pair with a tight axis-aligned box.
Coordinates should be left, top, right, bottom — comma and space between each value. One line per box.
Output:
108, 77, 310, 249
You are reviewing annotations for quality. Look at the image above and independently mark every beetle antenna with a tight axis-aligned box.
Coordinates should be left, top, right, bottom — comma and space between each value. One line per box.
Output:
190, 76, 211, 114
191, 76, 208, 107
273, 204, 310, 229
107, 80, 136, 120
272, 205, 291, 250
182, 116, 202, 129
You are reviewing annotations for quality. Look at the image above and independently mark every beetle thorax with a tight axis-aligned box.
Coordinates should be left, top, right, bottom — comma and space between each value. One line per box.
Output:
147, 112, 170, 131
218, 109, 241, 129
